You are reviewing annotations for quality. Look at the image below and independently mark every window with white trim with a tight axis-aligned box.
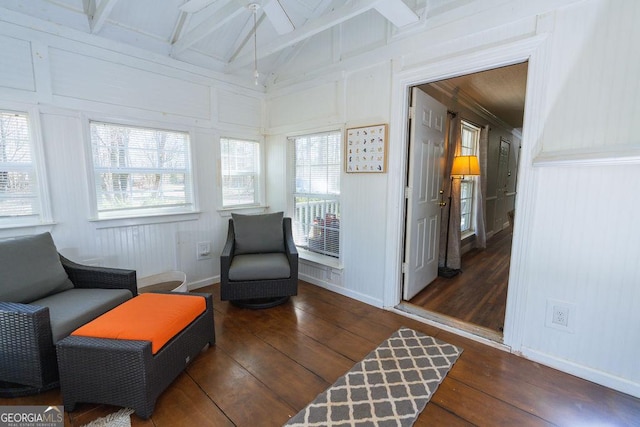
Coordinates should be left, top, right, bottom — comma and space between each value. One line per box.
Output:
460, 120, 480, 234
0, 110, 49, 228
220, 138, 260, 207
290, 131, 341, 258
89, 121, 194, 219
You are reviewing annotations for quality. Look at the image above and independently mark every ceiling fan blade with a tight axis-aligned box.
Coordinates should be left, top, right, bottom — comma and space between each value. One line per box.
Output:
263, 0, 294, 35
179, 0, 216, 13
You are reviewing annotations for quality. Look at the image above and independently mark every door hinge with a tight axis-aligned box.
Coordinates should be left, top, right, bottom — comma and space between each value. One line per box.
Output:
404, 186, 411, 198
402, 262, 408, 273
408, 106, 416, 120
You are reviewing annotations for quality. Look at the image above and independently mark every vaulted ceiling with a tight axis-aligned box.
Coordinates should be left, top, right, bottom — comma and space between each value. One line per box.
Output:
1, 0, 424, 83
2, 0, 528, 128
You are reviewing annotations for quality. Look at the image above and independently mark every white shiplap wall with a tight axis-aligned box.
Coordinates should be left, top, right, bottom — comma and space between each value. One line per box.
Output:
0, 18, 263, 288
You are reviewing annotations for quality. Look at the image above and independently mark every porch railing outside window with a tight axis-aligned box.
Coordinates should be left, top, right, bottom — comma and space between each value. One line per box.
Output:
291, 131, 341, 258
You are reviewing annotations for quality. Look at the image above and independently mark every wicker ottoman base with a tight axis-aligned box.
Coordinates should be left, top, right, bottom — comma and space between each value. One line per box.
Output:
56, 292, 215, 419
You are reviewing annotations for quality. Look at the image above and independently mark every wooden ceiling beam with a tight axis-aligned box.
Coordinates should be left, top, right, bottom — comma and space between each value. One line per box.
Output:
171, 0, 245, 55
84, 0, 120, 34
227, 0, 382, 71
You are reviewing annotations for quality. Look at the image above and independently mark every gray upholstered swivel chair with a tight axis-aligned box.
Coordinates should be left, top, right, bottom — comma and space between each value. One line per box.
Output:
220, 212, 298, 308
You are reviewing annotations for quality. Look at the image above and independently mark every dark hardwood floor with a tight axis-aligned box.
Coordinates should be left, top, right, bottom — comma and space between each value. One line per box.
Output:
409, 230, 512, 333
3, 281, 639, 426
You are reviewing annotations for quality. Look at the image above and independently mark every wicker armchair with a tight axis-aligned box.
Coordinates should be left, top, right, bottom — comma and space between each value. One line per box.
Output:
0, 233, 137, 397
220, 212, 298, 308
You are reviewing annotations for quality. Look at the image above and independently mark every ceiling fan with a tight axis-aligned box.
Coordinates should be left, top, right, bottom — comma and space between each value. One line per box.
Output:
179, 0, 294, 35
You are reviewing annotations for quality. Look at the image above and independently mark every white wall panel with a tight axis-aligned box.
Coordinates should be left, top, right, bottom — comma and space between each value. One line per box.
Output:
216, 89, 262, 129
521, 164, 640, 391
276, 31, 334, 83
541, 0, 640, 153
49, 48, 210, 120
0, 35, 35, 92
268, 82, 340, 129
345, 62, 391, 123
340, 9, 387, 58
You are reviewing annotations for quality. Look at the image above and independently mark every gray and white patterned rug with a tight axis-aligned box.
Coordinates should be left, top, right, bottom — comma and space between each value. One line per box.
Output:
284, 327, 463, 426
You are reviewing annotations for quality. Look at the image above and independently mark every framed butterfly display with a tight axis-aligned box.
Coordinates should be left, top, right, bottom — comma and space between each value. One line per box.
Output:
345, 124, 387, 173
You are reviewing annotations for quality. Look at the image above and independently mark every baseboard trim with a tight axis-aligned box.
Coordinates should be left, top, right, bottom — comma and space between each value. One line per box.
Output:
521, 347, 640, 398
188, 276, 218, 291
299, 273, 383, 308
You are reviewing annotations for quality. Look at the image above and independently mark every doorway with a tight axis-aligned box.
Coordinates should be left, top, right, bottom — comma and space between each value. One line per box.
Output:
400, 62, 528, 341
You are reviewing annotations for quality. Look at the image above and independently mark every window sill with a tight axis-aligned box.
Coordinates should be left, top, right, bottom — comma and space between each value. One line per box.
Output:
298, 248, 343, 270
0, 222, 56, 239
217, 205, 269, 217
461, 230, 476, 241
90, 212, 200, 229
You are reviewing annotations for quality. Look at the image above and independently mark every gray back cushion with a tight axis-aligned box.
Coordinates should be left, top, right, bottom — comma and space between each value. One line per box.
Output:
0, 232, 74, 303
232, 212, 285, 255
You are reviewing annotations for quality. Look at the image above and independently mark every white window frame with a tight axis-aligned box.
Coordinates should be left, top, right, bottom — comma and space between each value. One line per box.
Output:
220, 137, 262, 209
84, 118, 197, 225
0, 106, 53, 231
460, 120, 481, 236
289, 129, 342, 265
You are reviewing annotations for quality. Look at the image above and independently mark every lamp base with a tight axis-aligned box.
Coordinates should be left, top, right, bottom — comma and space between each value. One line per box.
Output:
438, 266, 461, 278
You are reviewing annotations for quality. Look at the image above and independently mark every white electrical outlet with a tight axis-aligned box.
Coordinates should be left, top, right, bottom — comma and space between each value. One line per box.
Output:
196, 241, 211, 260
551, 305, 569, 327
545, 299, 576, 333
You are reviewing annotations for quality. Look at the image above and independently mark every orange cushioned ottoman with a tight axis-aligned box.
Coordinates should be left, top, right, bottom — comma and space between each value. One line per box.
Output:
56, 292, 215, 419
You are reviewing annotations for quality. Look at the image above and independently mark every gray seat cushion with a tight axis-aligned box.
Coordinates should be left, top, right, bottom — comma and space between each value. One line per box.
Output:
31, 288, 133, 343
0, 232, 73, 303
229, 253, 291, 281
232, 212, 284, 255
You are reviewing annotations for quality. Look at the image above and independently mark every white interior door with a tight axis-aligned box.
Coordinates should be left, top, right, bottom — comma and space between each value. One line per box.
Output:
403, 87, 447, 300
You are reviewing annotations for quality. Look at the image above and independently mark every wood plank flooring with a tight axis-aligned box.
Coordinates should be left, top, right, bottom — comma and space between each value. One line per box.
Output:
2, 281, 639, 426
409, 230, 512, 333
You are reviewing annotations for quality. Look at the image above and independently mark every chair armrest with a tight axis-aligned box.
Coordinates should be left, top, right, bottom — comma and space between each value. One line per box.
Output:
283, 218, 299, 279
0, 302, 57, 386
283, 217, 298, 257
220, 219, 235, 284
60, 255, 138, 297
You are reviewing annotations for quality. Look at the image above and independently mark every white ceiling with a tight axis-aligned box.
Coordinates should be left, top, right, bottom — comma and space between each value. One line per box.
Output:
0, 0, 423, 80
1, 0, 527, 128
424, 62, 529, 129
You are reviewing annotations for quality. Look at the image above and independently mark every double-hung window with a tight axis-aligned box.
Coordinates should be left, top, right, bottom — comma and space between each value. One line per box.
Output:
291, 131, 341, 258
459, 120, 480, 234
89, 121, 194, 219
0, 110, 50, 228
220, 138, 260, 207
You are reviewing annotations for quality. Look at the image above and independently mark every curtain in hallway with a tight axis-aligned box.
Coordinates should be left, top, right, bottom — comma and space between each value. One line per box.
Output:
474, 125, 489, 249
438, 114, 462, 270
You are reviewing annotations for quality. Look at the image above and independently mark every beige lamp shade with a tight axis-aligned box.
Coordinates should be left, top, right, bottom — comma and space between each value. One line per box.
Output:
451, 155, 480, 176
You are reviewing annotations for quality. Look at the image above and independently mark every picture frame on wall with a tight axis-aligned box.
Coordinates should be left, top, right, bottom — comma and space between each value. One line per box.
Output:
345, 124, 388, 173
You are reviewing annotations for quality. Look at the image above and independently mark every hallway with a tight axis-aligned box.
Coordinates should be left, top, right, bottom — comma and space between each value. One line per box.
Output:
408, 230, 512, 333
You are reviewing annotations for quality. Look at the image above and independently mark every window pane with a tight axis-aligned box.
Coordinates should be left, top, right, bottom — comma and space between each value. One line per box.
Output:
0, 111, 40, 221
292, 131, 341, 258
221, 138, 259, 207
459, 122, 479, 234
90, 121, 193, 217
460, 180, 474, 233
